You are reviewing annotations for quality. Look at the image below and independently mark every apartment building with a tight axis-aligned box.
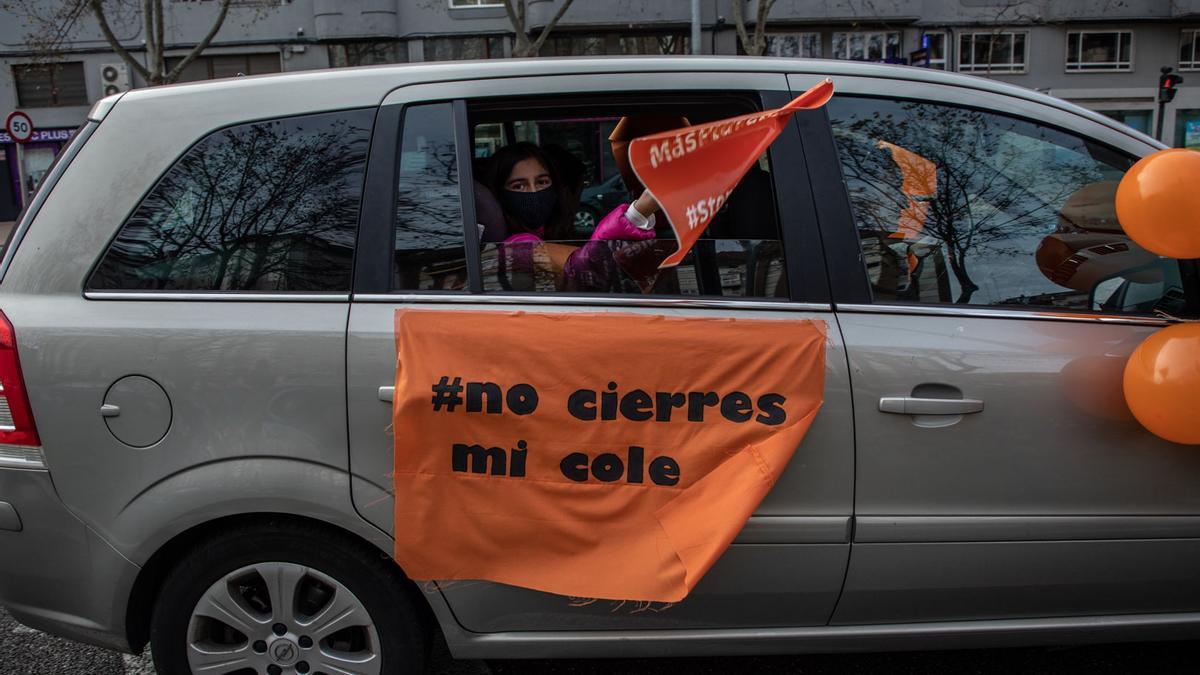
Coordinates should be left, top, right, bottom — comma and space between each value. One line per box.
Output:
2, 0, 1199, 219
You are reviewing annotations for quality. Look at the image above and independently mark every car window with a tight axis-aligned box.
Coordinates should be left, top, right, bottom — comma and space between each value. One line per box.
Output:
393, 102, 468, 291
88, 109, 373, 292
468, 97, 789, 299
828, 96, 1186, 316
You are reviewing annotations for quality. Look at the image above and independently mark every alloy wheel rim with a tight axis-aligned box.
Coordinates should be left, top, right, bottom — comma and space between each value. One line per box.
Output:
185, 562, 381, 675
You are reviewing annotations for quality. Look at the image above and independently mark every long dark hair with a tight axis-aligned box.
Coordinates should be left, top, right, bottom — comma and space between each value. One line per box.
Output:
486, 142, 573, 240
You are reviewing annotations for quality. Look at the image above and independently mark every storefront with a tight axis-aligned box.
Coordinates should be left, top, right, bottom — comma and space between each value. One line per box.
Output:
0, 127, 77, 221
1176, 109, 1200, 150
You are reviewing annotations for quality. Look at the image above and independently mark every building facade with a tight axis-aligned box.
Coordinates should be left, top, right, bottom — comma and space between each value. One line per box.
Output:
2, 0, 1199, 218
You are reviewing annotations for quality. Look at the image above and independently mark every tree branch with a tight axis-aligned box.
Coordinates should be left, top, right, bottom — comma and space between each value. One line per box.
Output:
89, 0, 153, 82
503, 0, 532, 56
166, 0, 232, 83
153, 0, 165, 77
731, 0, 752, 54
529, 0, 575, 54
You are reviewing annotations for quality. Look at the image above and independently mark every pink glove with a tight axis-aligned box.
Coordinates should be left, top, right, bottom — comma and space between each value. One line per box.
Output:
503, 232, 543, 245
591, 203, 657, 242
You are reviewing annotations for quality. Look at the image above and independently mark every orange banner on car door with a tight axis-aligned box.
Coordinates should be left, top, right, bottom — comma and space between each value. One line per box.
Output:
392, 310, 826, 602
628, 78, 834, 268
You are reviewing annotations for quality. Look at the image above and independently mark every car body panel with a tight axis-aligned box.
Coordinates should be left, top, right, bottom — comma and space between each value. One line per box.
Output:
0, 57, 1194, 657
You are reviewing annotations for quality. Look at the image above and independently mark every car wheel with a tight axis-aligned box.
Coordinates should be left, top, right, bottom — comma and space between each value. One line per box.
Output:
150, 519, 428, 675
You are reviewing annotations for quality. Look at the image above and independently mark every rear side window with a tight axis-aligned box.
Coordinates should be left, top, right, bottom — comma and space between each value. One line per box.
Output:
88, 109, 374, 292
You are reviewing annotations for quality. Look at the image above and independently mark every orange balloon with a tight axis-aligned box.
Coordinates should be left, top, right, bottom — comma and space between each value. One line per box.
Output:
1115, 149, 1200, 259
1123, 323, 1200, 445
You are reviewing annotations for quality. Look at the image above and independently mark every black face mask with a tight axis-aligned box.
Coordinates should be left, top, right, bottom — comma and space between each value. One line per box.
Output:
501, 187, 558, 235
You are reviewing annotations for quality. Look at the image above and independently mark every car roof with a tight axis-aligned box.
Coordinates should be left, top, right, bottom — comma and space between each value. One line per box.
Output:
101, 56, 1161, 149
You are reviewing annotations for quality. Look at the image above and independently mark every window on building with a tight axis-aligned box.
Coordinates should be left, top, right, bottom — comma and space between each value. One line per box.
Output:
165, 53, 281, 82
12, 62, 88, 107
764, 33, 822, 58
449, 0, 503, 6
330, 42, 407, 67
1097, 110, 1153, 136
393, 103, 469, 291
1176, 109, 1200, 149
424, 35, 505, 61
832, 31, 902, 62
1181, 29, 1200, 70
540, 33, 689, 56
1067, 31, 1133, 71
88, 109, 374, 292
919, 32, 948, 69
958, 31, 1027, 73
828, 96, 1186, 316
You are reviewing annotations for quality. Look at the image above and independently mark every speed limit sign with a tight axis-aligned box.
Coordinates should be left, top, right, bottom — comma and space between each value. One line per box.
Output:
5, 111, 34, 143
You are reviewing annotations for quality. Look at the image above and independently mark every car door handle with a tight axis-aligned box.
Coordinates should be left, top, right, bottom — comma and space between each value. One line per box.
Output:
378, 386, 394, 403
99, 404, 121, 418
879, 396, 984, 415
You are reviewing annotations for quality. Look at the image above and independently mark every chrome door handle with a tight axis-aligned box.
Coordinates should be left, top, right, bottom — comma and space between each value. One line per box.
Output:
378, 386, 394, 403
99, 404, 121, 418
879, 396, 983, 415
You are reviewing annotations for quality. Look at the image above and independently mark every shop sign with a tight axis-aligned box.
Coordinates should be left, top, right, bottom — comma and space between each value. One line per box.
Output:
0, 128, 75, 144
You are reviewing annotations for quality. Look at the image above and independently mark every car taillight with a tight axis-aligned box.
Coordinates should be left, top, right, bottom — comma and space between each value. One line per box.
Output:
0, 310, 41, 449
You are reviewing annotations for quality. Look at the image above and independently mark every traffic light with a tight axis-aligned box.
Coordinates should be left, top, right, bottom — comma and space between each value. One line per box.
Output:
1159, 67, 1183, 103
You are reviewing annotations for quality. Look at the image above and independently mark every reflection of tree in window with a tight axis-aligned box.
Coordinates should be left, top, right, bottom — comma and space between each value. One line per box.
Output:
393, 103, 468, 291
90, 110, 373, 291
830, 98, 1132, 306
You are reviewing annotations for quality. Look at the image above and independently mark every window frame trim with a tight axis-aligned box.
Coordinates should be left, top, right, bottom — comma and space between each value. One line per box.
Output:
764, 32, 824, 59
1065, 29, 1134, 73
956, 30, 1029, 74
374, 71, 823, 304
831, 30, 903, 62
1180, 28, 1200, 72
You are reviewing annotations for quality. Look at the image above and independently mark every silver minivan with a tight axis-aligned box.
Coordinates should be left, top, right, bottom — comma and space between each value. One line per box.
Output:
1, 57, 1197, 675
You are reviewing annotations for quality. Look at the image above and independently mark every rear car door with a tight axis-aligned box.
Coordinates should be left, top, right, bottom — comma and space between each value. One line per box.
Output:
346, 72, 854, 631
787, 72, 1200, 624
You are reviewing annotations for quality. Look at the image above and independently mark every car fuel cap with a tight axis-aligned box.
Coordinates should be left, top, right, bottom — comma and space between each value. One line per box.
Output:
101, 375, 172, 448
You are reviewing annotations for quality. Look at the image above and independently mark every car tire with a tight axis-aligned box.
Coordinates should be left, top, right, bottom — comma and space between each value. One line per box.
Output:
149, 518, 428, 675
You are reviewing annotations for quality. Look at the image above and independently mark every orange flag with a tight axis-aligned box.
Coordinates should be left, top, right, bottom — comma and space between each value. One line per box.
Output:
629, 78, 834, 268
392, 310, 826, 602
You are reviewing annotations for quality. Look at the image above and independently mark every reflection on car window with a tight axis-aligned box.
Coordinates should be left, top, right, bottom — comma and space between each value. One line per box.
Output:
480, 239, 786, 297
394, 103, 468, 291
89, 110, 372, 292
469, 103, 788, 299
829, 96, 1185, 315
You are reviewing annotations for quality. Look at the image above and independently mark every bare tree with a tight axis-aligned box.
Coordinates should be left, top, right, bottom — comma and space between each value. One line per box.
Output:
4, 0, 268, 86
502, 0, 576, 57
732, 0, 779, 56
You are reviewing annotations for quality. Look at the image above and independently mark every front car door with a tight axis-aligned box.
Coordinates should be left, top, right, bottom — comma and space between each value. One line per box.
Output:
786, 71, 1200, 625
346, 70, 854, 631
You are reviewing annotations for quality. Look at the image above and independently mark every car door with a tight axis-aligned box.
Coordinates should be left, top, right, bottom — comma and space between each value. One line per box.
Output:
786, 72, 1200, 625
346, 72, 854, 631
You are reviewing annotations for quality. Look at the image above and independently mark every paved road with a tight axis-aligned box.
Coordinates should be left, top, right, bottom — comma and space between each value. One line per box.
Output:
4, 605, 1199, 674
